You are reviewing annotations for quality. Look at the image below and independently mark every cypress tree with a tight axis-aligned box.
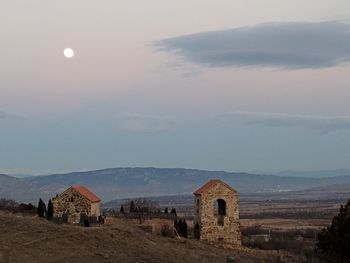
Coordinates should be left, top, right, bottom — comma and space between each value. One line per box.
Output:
37, 198, 46, 218
130, 201, 135, 213
182, 219, 188, 238
120, 205, 125, 213
174, 219, 188, 238
164, 207, 169, 214
47, 199, 53, 220
179, 220, 185, 237
174, 220, 178, 233
317, 199, 350, 262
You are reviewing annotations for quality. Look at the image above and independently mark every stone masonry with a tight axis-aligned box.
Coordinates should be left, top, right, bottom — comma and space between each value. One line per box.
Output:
193, 179, 241, 246
52, 185, 101, 224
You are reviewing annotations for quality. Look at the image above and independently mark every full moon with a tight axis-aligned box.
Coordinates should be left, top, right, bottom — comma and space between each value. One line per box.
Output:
63, 48, 74, 58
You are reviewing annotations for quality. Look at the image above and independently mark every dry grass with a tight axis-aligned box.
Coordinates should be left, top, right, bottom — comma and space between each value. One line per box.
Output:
0, 212, 288, 263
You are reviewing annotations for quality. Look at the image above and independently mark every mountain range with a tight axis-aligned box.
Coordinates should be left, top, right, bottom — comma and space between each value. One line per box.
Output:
1, 167, 350, 203
271, 169, 350, 178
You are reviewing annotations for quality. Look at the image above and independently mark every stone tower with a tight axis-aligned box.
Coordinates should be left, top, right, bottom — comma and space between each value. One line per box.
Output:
193, 179, 241, 246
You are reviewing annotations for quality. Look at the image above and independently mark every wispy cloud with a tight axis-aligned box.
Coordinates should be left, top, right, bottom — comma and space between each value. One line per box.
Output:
0, 110, 25, 120
0, 168, 68, 177
156, 21, 350, 69
116, 113, 175, 133
214, 111, 350, 133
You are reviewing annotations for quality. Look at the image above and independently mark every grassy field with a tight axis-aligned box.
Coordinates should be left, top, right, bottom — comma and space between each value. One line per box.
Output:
2, 195, 343, 262
239, 198, 344, 220
0, 212, 292, 263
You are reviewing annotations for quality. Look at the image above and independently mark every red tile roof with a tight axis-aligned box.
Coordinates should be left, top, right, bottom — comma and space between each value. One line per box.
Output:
193, 179, 237, 195
72, 185, 101, 202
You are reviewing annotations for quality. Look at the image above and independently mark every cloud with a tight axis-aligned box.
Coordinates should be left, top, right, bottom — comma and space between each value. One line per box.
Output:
156, 21, 350, 69
0, 168, 68, 176
0, 110, 25, 120
214, 111, 350, 133
116, 113, 175, 133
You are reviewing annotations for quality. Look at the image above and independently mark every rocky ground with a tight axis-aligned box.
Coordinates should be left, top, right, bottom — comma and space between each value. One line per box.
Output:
0, 212, 302, 263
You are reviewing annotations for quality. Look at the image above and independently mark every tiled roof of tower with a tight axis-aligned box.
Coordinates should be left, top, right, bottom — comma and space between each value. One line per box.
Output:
193, 179, 237, 195
72, 185, 101, 202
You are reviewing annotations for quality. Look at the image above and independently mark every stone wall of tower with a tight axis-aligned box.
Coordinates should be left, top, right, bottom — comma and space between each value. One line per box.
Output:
194, 183, 241, 246
91, 202, 100, 217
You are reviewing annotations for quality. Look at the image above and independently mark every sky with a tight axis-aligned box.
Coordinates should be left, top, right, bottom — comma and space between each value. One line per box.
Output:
1, 0, 350, 175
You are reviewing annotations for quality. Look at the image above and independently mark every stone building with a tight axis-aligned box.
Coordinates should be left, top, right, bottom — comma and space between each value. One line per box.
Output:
193, 179, 241, 246
52, 185, 101, 224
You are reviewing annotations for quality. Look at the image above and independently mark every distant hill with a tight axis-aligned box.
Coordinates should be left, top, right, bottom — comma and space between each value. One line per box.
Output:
0, 174, 39, 202
1, 167, 350, 203
273, 169, 350, 178
103, 184, 350, 210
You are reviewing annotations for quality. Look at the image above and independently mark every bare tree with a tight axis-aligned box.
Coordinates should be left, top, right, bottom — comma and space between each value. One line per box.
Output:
124, 198, 159, 213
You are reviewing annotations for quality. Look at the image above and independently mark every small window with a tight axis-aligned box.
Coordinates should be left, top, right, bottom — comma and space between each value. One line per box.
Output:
214, 199, 226, 216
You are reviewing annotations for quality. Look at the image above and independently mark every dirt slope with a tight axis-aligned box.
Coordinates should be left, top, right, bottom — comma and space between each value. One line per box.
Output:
0, 213, 285, 263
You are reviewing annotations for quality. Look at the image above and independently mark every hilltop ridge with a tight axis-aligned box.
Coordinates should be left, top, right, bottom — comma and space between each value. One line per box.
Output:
1, 167, 350, 203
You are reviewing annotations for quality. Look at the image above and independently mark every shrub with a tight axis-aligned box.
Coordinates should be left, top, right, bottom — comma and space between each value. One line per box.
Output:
18, 203, 36, 214
160, 223, 174, 238
0, 199, 18, 212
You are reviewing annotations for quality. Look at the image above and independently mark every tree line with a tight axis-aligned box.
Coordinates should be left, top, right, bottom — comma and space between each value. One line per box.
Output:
0, 198, 36, 214
119, 198, 177, 216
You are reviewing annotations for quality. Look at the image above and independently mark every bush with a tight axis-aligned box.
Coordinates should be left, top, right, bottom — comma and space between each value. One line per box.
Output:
18, 203, 36, 215
0, 199, 18, 212
0, 199, 36, 215
160, 223, 174, 238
